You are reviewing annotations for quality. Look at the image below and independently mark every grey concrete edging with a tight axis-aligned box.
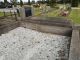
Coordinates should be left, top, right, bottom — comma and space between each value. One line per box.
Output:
0, 17, 80, 60
0, 21, 20, 35
20, 21, 72, 36
69, 29, 80, 60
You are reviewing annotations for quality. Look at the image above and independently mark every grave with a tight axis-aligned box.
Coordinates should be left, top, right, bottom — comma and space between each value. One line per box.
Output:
0, 27, 70, 60
0, 16, 79, 60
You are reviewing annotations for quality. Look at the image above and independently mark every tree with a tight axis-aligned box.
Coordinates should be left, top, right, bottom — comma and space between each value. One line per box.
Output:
4, 0, 7, 7
28, 0, 31, 5
71, 0, 79, 7
0, 2, 5, 8
42, 0, 45, 4
32, 0, 35, 4
58, 0, 72, 4
13, 0, 17, 7
20, 0, 23, 7
4, 0, 7, 3
46, 0, 49, 4
49, 0, 56, 7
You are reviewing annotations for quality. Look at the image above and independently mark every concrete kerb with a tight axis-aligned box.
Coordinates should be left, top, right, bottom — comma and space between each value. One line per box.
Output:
69, 25, 80, 60
0, 17, 80, 60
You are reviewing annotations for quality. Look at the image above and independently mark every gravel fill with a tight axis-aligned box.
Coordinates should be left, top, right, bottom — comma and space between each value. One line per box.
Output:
0, 27, 70, 60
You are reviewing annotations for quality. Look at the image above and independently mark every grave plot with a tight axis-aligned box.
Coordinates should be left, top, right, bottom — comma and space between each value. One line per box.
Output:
0, 27, 70, 60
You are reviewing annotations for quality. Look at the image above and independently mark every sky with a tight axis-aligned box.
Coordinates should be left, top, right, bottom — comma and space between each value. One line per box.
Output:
0, 0, 38, 2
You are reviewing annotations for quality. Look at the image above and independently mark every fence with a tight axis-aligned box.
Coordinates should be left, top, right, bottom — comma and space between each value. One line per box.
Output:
0, 8, 17, 21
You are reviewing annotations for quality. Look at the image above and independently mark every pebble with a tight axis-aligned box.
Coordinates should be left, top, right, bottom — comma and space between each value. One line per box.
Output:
0, 27, 70, 60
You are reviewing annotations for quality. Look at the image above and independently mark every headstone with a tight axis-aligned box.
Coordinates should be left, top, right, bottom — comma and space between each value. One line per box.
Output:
42, 5, 46, 13
20, 7, 26, 20
40, 4, 47, 15
31, 6, 34, 16
46, 6, 51, 12
25, 7, 32, 17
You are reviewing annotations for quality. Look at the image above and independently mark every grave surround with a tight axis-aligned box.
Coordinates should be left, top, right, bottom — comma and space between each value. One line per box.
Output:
0, 16, 79, 60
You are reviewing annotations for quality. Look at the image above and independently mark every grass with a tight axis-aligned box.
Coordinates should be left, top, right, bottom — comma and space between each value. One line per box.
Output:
0, 12, 4, 17
0, 6, 80, 24
34, 7, 80, 24
46, 9, 59, 17
0, 12, 13, 17
68, 9, 80, 24
34, 8, 41, 16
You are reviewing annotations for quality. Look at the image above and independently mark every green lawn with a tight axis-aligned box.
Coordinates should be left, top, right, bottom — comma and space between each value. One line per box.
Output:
68, 9, 80, 24
0, 12, 13, 17
0, 7, 80, 24
34, 8, 41, 16
34, 8, 80, 24
0, 12, 4, 17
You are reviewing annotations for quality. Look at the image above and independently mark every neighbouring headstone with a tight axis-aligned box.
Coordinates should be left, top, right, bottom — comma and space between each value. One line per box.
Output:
20, 7, 26, 20
25, 7, 32, 17
31, 5, 34, 16
43, 5, 46, 13
40, 4, 47, 16
46, 6, 51, 12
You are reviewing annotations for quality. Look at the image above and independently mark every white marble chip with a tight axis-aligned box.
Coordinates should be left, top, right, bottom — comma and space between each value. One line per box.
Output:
0, 27, 70, 60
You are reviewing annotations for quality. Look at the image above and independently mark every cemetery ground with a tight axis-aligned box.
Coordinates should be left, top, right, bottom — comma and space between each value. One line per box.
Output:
0, 4, 80, 24
46, 8, 80, 24
0, 4, 80, 60
0, 12, 4, 17
34, 5, 80, 24
0, 12, 11, 17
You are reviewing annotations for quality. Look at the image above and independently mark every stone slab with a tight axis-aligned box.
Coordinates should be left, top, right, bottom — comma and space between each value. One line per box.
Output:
20, 21, 72, 36
69, 29, 80, 60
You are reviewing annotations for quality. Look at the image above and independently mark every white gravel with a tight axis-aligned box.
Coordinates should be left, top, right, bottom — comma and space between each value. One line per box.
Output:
0, 27, 70, 60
